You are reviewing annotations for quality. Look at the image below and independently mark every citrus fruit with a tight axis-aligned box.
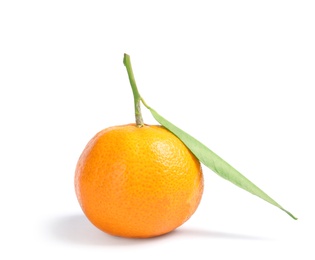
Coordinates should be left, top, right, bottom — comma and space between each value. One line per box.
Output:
75, 123, 203, 238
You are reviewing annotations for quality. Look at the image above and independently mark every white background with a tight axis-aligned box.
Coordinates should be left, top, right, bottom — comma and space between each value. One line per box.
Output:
1, 1, 314, 259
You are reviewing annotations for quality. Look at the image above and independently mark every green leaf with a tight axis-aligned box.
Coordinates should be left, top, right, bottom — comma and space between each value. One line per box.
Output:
123, 52, 296, 220
147, 106, 297, 220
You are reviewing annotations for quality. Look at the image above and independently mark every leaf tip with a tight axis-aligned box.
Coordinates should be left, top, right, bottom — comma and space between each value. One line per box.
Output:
283, 209, 298, 220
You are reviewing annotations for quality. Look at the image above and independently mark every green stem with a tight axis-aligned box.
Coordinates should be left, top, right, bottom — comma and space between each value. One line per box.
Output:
123, 53, 144, 127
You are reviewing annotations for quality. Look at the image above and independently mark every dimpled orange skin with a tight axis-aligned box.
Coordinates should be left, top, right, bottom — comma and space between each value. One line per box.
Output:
75, 124, 204, 238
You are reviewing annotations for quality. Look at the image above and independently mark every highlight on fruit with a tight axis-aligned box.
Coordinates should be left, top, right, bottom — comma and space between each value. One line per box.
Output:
74, 54, 297, 238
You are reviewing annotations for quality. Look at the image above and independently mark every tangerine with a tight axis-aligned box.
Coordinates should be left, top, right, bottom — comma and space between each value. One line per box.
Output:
75, 123, 203, 238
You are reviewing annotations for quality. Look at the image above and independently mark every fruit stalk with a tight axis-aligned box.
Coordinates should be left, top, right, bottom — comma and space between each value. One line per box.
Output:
123, 53, 144, 127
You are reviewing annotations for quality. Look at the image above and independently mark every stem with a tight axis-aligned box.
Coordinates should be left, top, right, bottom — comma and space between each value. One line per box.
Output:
123, 53, 144, 127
